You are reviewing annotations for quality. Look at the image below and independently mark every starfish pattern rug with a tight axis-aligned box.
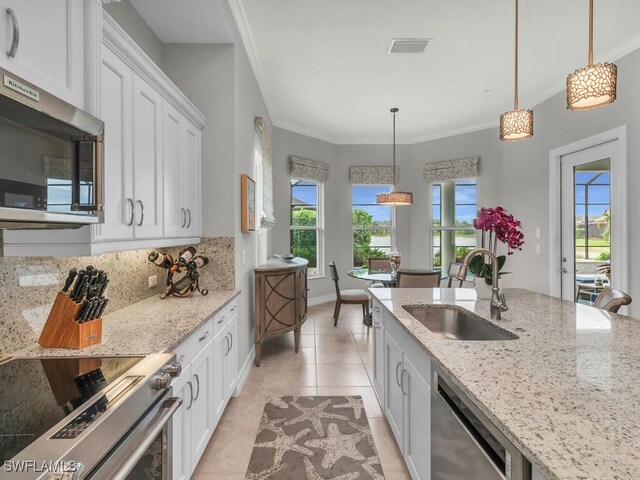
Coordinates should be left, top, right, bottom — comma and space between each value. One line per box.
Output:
245, 396, 385, 479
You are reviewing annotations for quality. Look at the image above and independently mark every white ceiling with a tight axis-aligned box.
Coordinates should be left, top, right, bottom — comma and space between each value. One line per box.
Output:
129, 0, 233, 44
228, 0, 640, 144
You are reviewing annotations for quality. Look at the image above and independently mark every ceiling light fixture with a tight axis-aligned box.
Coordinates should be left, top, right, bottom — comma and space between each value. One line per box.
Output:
566, 0, 617, 110
499, 0, 533, 141
377, 108, 413, 206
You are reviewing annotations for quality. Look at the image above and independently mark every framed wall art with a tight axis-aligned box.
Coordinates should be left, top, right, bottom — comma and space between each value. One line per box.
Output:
241, 174, 256, 232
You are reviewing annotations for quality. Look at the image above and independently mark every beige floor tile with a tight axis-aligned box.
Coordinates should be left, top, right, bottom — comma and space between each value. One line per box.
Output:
240, 385, 318, 397
316, 347, 364, 364
317, 363, 371, 387
349, 322, 373, 335
192, 470, 247, 479
360, 348, 375, 365
244, 363, 317, 388
352, 333, 374, 352
259, 346, 316, 365
312, 341, 359, 356
276, 333, 315, 348
193, 422, 256, 474
315, 333, 354, 348
369, 419, 406, 469
381, 466, 412, 480
317, 386, 384, 419
315, 321, 351, 333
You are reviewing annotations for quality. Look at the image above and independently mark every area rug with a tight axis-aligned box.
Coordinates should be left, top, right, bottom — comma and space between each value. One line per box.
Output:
245, 396, 385, 479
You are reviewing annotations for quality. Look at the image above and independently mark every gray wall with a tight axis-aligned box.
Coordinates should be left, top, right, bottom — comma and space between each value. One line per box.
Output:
103, 0, 165, 68
274, 46, 640, 317
163, 1, 273, 367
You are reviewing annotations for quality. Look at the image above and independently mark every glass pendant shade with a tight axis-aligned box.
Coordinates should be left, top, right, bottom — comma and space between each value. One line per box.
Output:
566, 62, 617, 110
499, 109, 533, 141
377, 191, 413, 206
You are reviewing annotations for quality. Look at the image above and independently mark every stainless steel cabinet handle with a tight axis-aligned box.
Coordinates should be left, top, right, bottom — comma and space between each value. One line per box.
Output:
230, 305, 238, 313
199, 331, 209, 342
6, 8, 19, 58
136, 200, 144, 226
373, 321, 381, 329
186, 381, 193, 410
126, 198, 135, 226
229, 331, 233, 352
193, 374, 200, 401
400, 369, 407, 396
395, 361, 402, 388
217, 315, 226, 325
180, 208, 186, 228
186, 208, 191, 228
224, 334, 230, 356
373, 306, 380, 312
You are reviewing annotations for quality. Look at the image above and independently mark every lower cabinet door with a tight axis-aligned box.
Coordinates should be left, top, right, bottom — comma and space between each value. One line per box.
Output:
212, 329, 227, 425
223, 318, 238, 399
402, 355, 431, 480
372, 318, 385, 405
384, 331, 404, 450
171, 370, 192, 480
189, 339, 214, 473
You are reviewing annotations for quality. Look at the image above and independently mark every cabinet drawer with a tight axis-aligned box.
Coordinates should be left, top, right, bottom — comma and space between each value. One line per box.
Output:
175, 319, 214, 366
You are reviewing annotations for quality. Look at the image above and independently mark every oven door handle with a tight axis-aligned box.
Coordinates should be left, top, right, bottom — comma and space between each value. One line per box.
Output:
102, 397, 182, 480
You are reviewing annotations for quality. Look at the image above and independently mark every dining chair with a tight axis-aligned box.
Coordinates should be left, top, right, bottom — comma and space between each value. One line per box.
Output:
446, 261, 465, 288
592, 287, 632, 313
329, 262, 370, 326
368, 257, 390, 289
396, 269, 441, 288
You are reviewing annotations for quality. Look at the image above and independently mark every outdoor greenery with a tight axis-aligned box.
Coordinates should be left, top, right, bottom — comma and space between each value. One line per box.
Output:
290, 208, 318, 269
352, 209, 389, 267
433, 246, 473, 268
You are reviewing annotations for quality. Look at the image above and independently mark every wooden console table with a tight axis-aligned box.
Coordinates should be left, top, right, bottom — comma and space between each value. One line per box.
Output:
254, 257, 308, 366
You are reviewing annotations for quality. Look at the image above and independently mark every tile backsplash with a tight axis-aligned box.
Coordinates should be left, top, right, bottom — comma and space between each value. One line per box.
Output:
0, 236, 234, 354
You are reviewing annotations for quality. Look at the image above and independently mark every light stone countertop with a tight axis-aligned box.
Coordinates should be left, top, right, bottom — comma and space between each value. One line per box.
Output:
14, 290, 240, 358
370, 287, 640, 480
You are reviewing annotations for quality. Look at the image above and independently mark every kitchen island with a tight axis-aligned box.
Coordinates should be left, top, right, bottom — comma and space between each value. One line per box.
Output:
370, 287, 640, 480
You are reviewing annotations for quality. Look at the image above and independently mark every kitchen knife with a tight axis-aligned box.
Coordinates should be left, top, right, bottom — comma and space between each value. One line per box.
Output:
96, 298, 109, 319
86, 299, 101, 321
97, 278, 109, 298
62, 269, 77, 294
75, 300, 89, 321
70, 270, 86, 301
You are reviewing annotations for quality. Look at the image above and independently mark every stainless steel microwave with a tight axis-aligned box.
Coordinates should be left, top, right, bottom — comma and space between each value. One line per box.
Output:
0, 67, 104, 229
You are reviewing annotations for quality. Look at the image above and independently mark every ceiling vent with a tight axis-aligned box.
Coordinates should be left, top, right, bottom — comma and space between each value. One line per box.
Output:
388, 38, 431, 54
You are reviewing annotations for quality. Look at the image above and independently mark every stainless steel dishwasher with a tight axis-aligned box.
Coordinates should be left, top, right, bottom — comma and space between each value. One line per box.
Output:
431, 368, 530, 480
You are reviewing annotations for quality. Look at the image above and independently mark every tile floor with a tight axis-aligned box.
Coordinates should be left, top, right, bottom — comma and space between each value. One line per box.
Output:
192, 301, 411, 479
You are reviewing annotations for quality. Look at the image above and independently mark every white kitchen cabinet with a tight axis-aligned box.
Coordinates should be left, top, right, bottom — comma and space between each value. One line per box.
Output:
384, 330, 405, 449
402, 354, 431, 480
0, 0, 84, 106
163, 100, 202, 239
223, 308, 239, 399
372, 300, 385, 405
212, 327, 227, 424
171, 363, 192, 480
189, 337, 215, 474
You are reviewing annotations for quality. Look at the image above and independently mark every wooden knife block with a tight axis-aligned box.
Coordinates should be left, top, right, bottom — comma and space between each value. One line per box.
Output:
38, 292, 103, 349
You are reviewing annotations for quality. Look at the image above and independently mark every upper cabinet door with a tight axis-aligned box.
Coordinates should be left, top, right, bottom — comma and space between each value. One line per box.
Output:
182, 121, 201, 237
132, 73, 163, 239
94, 47, 134, 242
163, 101, 184, 238
0, 0, 83, 106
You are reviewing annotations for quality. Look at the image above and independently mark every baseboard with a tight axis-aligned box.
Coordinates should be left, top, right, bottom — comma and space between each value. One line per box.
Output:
308, 293, 337, 306
233, 344, 255, 397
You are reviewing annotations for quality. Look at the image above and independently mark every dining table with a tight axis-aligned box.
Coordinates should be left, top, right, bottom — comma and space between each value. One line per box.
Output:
346, 268, 450, 287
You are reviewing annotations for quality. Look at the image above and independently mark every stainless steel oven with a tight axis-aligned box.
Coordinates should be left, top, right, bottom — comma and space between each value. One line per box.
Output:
0, 67, 104, 229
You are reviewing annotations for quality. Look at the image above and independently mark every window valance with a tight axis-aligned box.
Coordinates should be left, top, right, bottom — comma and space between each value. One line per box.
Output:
289, 155, 329, 183
349, 166, 400, 185
255, 117, 275, 227
423, 156, 480, 183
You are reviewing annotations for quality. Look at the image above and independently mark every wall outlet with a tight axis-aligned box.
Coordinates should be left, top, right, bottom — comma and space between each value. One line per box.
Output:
241, 250, 246, 265
535, 228, 541, 239
536, 244, 541, 255
148, 275, 158, 288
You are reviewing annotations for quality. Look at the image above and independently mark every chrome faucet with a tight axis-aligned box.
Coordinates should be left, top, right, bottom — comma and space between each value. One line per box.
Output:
457, 248, 508, 320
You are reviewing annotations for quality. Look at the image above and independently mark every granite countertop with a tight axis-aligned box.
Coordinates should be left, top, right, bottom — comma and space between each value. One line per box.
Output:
370, 287, 640, 480
14, 289, 240, 358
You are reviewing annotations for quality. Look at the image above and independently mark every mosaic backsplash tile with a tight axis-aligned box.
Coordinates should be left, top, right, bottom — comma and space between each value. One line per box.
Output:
0, 236, 234, 354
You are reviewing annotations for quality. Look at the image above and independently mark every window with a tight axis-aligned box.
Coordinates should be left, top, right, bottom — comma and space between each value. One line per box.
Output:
574, 166, 610, 262
290, 179, 323, 276
352, 185, 394, 268
432, 178, 477, 270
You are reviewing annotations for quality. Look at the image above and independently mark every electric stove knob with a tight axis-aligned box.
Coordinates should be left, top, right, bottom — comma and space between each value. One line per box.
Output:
152, 373, 172, 391
163, 361, 182, 377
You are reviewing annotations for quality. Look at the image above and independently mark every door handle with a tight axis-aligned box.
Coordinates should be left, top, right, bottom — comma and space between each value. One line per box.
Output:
395, 361, 402, 388
126, 198, 135, 226
193, 374, 200, 401
186, 381, 193, 410
180, 208, 186, 228
6, 8, 19, 58
136, 200, 144, 226
224, 334, 230, 356
229, 331, 233, 352
400, 369, 407, 396
186, 208, 192, 228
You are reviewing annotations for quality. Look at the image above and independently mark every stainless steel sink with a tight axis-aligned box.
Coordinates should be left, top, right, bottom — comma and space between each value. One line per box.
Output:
403, 305, 517, 341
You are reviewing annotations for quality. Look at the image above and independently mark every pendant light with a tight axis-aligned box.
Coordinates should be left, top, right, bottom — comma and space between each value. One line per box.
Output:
377, 108, 413, 206
499, 0, 533, 141
566, 0, 617, 110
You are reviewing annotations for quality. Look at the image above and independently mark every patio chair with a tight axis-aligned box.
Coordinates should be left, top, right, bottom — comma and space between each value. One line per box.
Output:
329, 262, 370, 326
446, 261, 465, 288
368, 257, 390, 288
396, 269, 441, 288
593, 287, 632, 313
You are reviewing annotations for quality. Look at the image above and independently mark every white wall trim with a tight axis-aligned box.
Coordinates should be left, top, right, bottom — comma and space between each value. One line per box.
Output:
548, 126, 628, 299
102, 11, 207, 128
233, 344, 255, 397
308, 293, 337, 307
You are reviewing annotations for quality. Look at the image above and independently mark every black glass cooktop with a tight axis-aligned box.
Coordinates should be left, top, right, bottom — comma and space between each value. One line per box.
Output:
0, 356, 143, 463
